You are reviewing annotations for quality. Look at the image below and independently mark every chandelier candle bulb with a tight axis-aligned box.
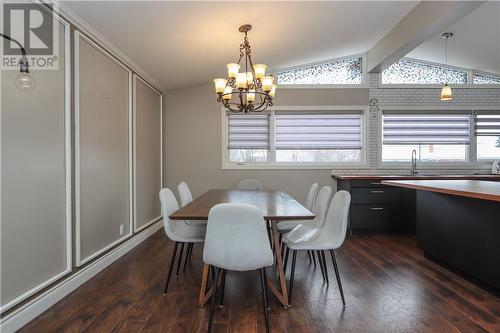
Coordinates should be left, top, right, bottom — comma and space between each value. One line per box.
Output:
227, 63, 240, 79
247, 89, 256, 103
269, 84, 277, 97
214, 78, 227, 94
253, 64, 267, 79
222, 86, 233, 100
262, 76, 274, 92
236, 73, 247, 89
246, 72, 254, 85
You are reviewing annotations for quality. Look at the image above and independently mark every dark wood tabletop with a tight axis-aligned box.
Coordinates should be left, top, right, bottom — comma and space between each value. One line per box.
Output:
382, 180, 500, 203
169, 189, 315, 221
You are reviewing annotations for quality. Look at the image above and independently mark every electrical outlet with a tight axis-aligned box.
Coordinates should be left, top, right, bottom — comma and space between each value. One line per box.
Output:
119, 224, 124, 235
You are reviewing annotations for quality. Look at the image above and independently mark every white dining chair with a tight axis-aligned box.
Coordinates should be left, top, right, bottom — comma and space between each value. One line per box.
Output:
237, 179, 262, 191
282, 190, 351, 306
177, 182, 206, 272
159, 188, 205, 294
277, 183, 322, 233
203, 203, 273, 333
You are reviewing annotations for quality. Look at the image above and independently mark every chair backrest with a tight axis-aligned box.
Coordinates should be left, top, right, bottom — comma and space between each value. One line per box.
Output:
237, 179, 262, 191
323, 190, 351, 248
308, 185, 332, 229
159, 188, 182, 240
178, 182, 193, 207
305, 183, 319, 211
203, 203, 273, 271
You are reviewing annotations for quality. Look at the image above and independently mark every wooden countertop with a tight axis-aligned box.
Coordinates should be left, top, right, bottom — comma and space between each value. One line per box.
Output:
332, 174, 500, 180
381, 180, 500, 203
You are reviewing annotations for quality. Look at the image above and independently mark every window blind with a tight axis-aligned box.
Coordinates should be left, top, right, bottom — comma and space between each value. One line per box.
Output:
382, 112, 470, 145
275, 112, 363, 150
228, 114, 270, 150
474, 111, 500, 136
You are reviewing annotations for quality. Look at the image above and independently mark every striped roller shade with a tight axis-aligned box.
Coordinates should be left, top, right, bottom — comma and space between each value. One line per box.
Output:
383, 112, 470, 145
474, 111, 500, 136
228, 114, 270, 150
275, 112, 363, 150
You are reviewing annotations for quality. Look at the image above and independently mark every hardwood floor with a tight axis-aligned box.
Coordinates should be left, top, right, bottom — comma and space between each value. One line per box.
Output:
20, 232, 500, 333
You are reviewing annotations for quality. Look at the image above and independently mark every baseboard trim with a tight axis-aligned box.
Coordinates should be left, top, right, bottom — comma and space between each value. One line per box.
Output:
0, 221, 163, 333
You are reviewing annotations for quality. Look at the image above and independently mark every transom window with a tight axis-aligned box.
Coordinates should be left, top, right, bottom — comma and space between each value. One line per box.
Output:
276, 56, 363, 85
225, 109, 366, 166
473, 73, 500, 85
382, 58, 468, 85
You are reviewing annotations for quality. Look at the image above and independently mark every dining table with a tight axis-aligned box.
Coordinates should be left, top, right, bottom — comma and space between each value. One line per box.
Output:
169, 189, 315, 308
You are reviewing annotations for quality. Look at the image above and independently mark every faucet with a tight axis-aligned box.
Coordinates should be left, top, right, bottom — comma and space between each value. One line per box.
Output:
411, 149, 418, 176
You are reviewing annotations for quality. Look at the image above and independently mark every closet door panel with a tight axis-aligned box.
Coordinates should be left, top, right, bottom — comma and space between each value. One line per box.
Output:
134, 76, 162, 231
76, 32, 132, 265
1, 18, 70, 311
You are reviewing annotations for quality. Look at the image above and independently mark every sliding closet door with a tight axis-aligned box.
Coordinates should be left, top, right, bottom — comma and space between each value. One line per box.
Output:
133, 75, 162, 231
75, 32, 132, 266
1, 17, 71, 311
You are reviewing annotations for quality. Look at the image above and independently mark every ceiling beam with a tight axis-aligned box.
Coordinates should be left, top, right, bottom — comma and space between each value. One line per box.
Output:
367, 0, 485, 73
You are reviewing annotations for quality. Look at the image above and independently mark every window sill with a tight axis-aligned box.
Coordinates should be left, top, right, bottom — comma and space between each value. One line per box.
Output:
222, 162, 367, 170
377, 83, 500, 89
379, 162, 492, 170
278, 84, 369, 89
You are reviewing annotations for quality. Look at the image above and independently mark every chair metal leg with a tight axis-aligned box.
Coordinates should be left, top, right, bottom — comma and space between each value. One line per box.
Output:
311, 250, 317, 267
283, 246, 290, 274
207, 267, 220, 333
317, 250, 325, 282
260, 268, 270, 333
176, 242, 185, 277
307, 250, 312, 263
330, 250, 346, 306
219, 270, 226, 307
321, 251, 329, 285
188, 243, 194, 260
163, 242, 179, 295
288, 250, 297, 305
182, 243, 192, 273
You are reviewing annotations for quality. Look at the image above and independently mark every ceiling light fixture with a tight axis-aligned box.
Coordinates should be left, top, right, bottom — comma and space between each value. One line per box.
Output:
440, 32, 453, 101
214, 24, 276, 113
1, 33, 36, 92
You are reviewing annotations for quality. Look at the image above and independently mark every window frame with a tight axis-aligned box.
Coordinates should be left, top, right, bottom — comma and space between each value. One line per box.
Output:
379, 57, 500, 89
273, 53, 369, 89
222, 106, 369, 170
378, 106, 500, 168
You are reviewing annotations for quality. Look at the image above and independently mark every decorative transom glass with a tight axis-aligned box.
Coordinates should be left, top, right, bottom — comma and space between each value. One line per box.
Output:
276, 57, 363, 85
382, 58, 468, 84
473, 73, 500, 85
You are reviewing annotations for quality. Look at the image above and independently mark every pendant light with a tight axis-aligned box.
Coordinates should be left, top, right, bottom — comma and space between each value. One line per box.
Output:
440, 32, 453, 101
0, 33, 36, 92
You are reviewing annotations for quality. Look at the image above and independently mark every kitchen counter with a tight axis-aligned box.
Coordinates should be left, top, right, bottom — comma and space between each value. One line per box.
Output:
332, 174, 500, 180
384, 179, 500, 292
382, 179, 500, 203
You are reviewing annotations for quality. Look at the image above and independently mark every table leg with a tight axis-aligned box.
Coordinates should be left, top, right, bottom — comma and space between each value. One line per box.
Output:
199, 264, 209, 306
266, 220, 290, 307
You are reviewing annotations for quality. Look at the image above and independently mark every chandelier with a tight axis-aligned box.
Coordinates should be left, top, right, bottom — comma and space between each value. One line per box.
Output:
213, 24, 276, 113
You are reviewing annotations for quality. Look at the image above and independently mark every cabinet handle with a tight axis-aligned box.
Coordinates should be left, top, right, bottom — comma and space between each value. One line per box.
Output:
371, 207, 384, 211
370, 190, 385, 194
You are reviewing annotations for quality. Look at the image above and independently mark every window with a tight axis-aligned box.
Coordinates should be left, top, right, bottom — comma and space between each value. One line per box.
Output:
224, 109, 365, 167
382, 58, 468, 85
228, 114, 269, 163
475, 111, 500, 161
382, 112, 470, 162
275, 113, 362, 163
276, 56, 363, 85
473, 73, 500, 85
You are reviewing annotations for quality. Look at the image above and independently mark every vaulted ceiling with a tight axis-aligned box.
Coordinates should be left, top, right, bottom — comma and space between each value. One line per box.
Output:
63, 1, 499, 90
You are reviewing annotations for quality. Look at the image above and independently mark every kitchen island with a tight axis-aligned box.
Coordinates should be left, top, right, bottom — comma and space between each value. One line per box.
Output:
382, 179, 500, 292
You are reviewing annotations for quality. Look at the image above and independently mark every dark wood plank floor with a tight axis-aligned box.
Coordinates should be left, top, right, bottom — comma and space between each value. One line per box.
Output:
20, 232, 500, 333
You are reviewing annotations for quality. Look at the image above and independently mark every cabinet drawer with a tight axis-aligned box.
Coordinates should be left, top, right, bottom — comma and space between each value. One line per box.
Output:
351, 187, 401, 204
351, 180, 389, 188
350, 205, 400, 230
